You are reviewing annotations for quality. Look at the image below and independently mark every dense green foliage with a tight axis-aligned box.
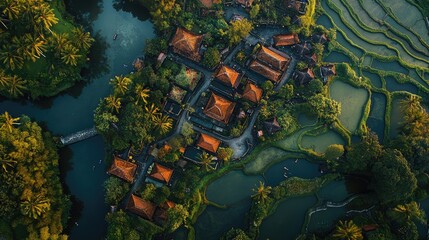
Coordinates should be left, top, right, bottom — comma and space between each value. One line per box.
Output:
0, 112, 70, 239
106, 210, 162, 240
0, 0, 93, 98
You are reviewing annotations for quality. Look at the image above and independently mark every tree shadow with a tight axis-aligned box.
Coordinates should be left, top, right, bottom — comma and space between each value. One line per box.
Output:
112, 0, 151, 22
64, 0, 103, 27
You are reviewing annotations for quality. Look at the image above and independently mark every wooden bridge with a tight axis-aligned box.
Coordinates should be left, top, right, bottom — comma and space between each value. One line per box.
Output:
60, 127, 99, 146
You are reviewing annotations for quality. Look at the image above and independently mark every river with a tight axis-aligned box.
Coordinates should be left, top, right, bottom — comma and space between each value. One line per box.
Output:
0, 0, 154, 238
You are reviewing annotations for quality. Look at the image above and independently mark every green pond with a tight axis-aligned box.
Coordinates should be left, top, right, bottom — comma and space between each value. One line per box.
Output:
325, 51, 353, 63
329, 80, 369, 132
389, 96, 407, 138
367, 93, 386, 141
362, 70, 382, 88
385, 76, 418, 94
301, 130, 346, 153
0, 0, 155, 238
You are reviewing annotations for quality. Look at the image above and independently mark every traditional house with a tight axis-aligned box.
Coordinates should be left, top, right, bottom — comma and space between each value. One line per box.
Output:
126, 194, 156, 220
214, 65, 240, 88
294, 68, 315, 86
249, 60, 282, 83
107, 156, 137, 183
242, 82, 263, 103
285, 0, 307, 14
304, 53, 318, 67
149, 163, 174, 184
273, 33, 300, 47
236, 0, 254, 7
204, 93, 236, 124
170, 28, 203, 61
293, 42, 312, 55
264, 117, 282, 135
197, 133, 221, 153
320, 64, 336, 83
256, 46, 291, 71
312, 33, 328, 44
154, 201, 176, 224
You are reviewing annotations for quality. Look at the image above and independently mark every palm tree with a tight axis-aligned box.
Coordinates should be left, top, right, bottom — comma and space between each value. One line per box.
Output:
332, 220, 363, 240
0, 156, 16, 173
105, 95, 121, 113
0, 69, 11, 87
0, 45, 23, 70
110, 76, 132, 95
199, 152, 214, 171
1, 112, 20, 133
51, 32, 70, 55
1, 0, 21, 20
72, 26, 93, 51
34, 3, 58, 32
392, 202, 426, 224
251, 181, 272, 203
61, 44, 81, 66
8, 75, 26, 97
153, 114, 173, 135
20, 193, 51, 219
23, 34, 47, 61
144, 103, 160, 120
134, 84, 150, 105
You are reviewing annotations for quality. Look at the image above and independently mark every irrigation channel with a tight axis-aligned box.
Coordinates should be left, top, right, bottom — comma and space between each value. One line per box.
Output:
0, 0, 427, 239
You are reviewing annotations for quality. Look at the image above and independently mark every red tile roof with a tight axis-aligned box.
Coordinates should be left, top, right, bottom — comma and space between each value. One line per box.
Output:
197, 133, 221, 153
215, 65, 240, 88
204, 93, 236, 124
273, 34, 300, 46
126, 194, 156, 220
256, 46, 290, 71
149, 163, 174, 184
249, 60, 282, 82
170, 28, 203, 61
242, 82, 263, 103
107, 156, 137, 183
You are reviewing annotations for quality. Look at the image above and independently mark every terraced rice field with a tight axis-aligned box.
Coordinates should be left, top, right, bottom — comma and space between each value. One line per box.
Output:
321, 0, 429, 141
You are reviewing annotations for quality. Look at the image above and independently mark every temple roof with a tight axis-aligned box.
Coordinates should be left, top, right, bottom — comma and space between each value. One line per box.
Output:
242, 82, 263, 103
273, 34, 300, 47
294, 68, 315, 85
256, 46, 290, 71
107, 156, 137, 183
149, 163, 174, 184
126, 194, 156, 220
249, 60, 282, 82
197, 133, 221, 153
170, 28, 203, 61
204, 93, 236, 124
215, 65, 240, 88
264, 117, 282, 135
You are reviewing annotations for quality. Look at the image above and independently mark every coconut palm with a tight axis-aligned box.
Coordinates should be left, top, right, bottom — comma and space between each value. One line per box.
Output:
392, 202, 426, 224
199, 152, 214, 171
0, 17, 8, 29
8, 75, 26, 97
0, 156, 16, 173
72, 26, 93, 51
153, 114, 173, 135
34, 3, 58, 31
134, 83, 150, 105
0, 45, 23, 70
61, 44, 81, 66
332, 220, 363, 240
144, 103, 160, 120
110, 75, 132, 95
23, 34, 46, 61
1, 0, 21, 20
0, 69, 11, 87
251, 181, 272, 203
105, 95, 121, 113
51, 32, 70, 56
20, 193, 51, 219
1, 112, 20, 133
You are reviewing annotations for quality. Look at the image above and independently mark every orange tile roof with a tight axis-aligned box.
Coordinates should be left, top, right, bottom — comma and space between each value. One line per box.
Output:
204, 93, 236, 124
215, 65, 240, 88
242, 82, 263, 103
256, 46, 290, 71
126, 194, 156, 220
149, 163, 174, 184
170, 28, 203, 61
249, 60, 282, 82
107, 156, 137, 183
273, 34, 300, 46
197, 133, 221, 153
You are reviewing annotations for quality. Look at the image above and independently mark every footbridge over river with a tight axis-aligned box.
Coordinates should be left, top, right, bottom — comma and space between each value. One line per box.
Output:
60, 127, 99, 146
